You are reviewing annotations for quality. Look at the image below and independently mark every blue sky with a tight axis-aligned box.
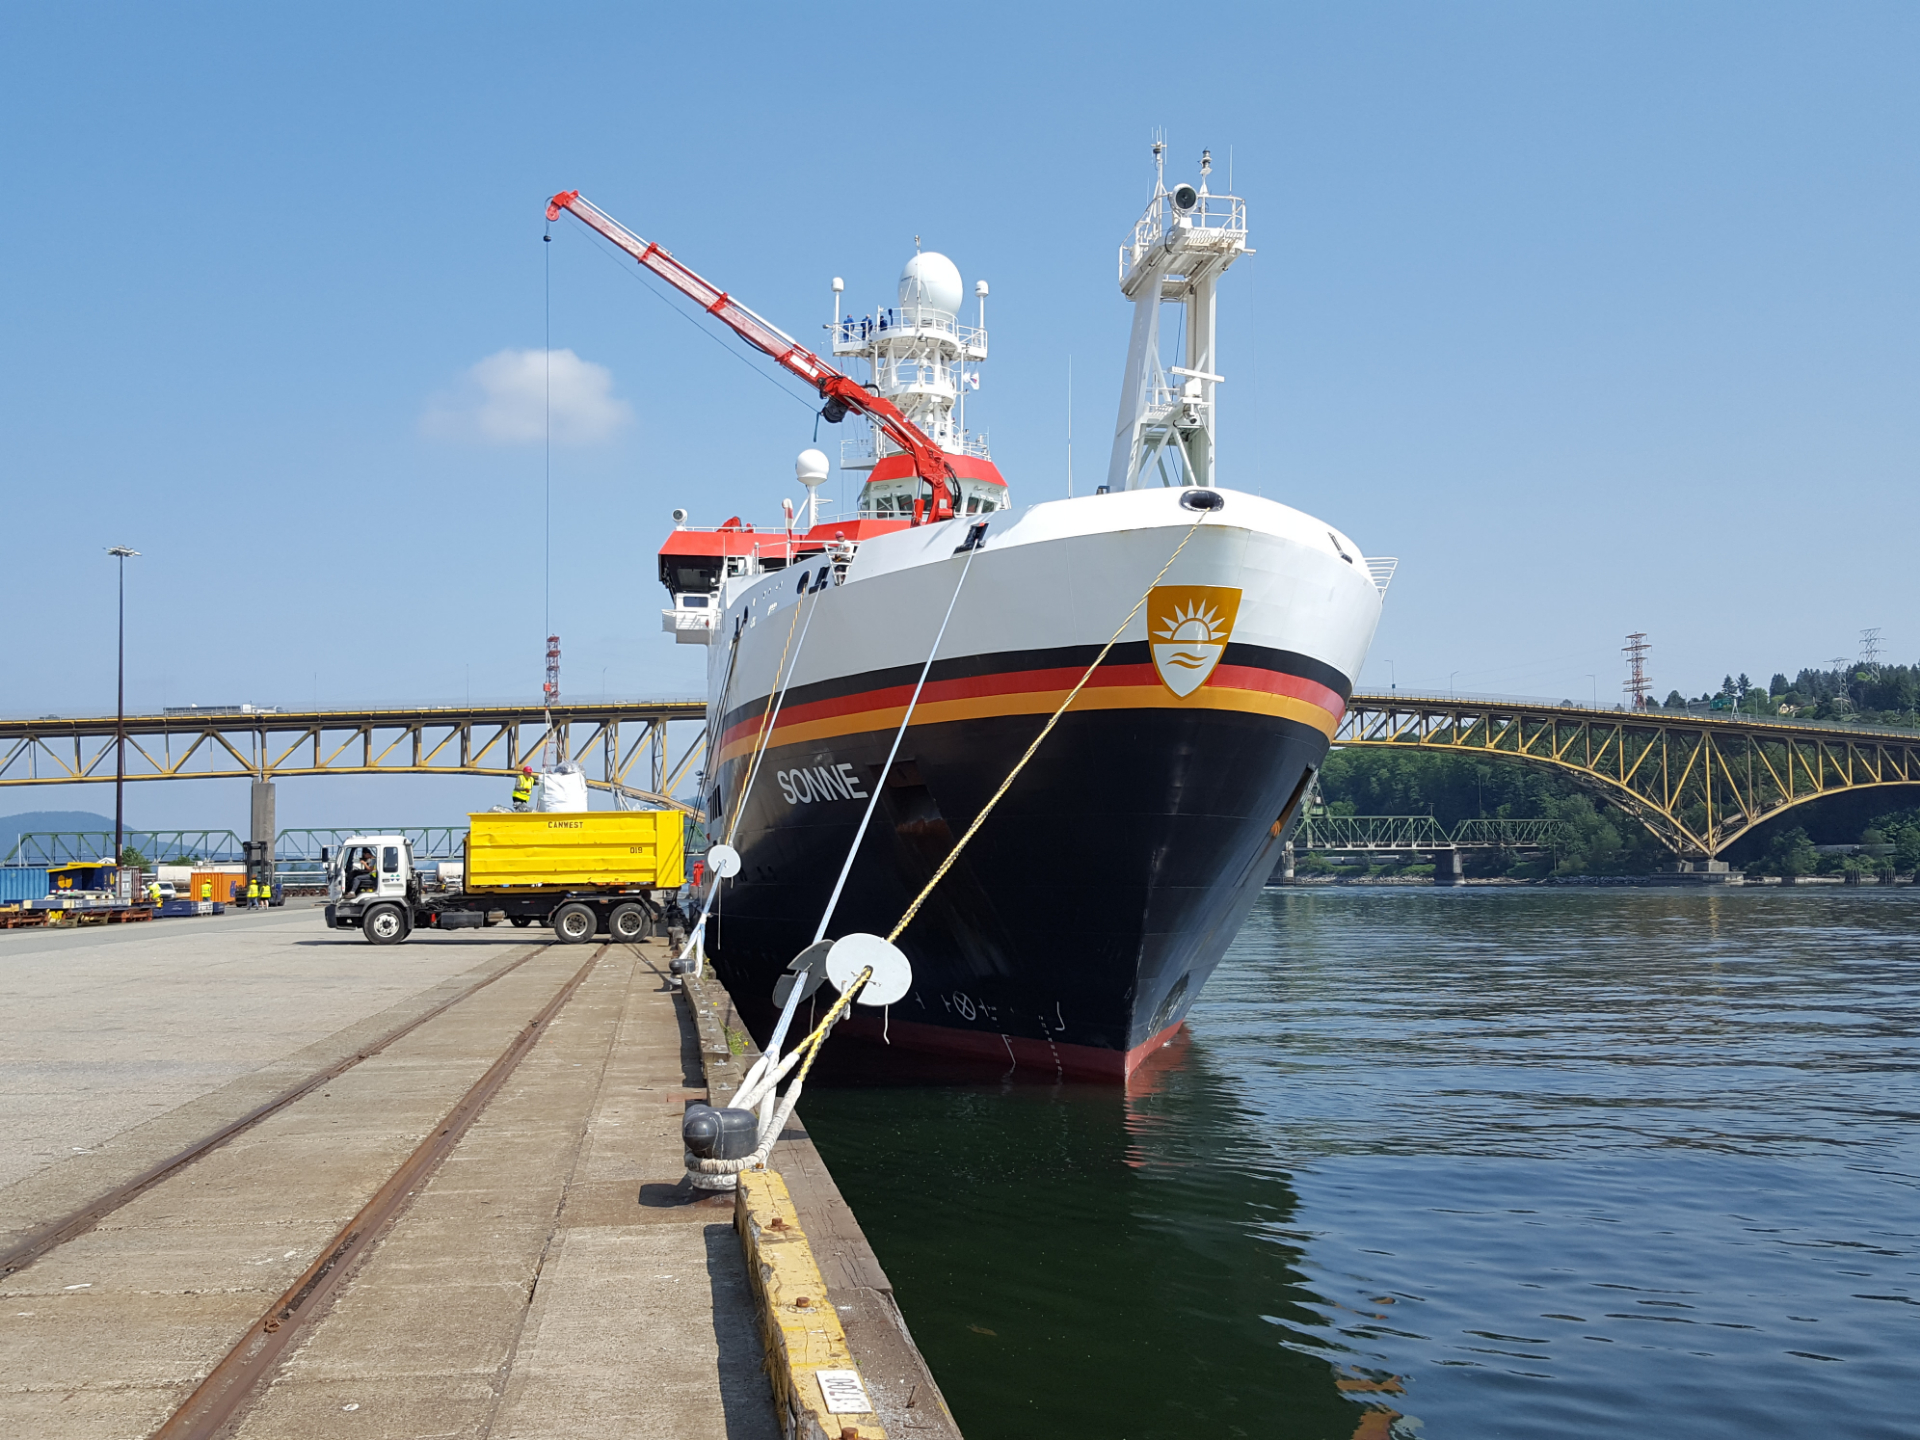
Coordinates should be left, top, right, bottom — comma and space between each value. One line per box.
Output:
2, 2, 1915, 831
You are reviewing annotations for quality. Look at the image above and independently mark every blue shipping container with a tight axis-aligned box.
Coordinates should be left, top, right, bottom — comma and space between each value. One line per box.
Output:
0, 868, 51, 904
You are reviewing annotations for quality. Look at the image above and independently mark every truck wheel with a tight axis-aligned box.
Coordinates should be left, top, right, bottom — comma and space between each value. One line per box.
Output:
552, 902, 596, 944
609, 903, 648, 943
363, 904, 407, 945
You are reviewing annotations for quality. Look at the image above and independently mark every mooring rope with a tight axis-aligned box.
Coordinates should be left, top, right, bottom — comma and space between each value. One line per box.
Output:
688, 964, 873, 1175
732, 538, 980, 1107
811, 540, 980, 945
699, 508, 1211, 1178
676, 565, 829, 969
884, 512, 1210, 944
724, 575, 818, 849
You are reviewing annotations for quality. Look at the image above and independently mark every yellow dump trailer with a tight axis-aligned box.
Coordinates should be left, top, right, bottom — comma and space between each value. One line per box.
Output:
323, 810, 687, 946
465, 811, 686, 891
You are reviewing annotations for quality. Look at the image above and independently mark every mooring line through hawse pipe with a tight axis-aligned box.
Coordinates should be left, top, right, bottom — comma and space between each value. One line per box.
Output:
689, 505, 1213, 1172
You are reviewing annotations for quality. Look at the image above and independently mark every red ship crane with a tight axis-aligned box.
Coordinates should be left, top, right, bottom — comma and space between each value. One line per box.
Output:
546, 190, 958, 524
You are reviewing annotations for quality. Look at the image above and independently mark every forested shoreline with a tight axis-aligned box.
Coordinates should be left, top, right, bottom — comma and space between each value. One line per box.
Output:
1656, 659, 1919, 728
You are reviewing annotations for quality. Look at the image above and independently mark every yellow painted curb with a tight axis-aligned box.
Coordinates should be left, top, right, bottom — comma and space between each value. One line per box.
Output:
736, 1169, 886, 1440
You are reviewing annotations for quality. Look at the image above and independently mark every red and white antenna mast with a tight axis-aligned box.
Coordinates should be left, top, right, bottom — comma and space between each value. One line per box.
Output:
540, 634, 561, 769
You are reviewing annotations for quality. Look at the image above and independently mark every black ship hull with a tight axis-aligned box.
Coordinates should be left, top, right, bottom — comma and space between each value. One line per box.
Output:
703, 641, 1338, 1080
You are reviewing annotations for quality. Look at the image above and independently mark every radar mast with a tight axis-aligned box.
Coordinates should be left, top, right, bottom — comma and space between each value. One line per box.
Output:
1107, 141, 1249, 491
830, 250, 994, 517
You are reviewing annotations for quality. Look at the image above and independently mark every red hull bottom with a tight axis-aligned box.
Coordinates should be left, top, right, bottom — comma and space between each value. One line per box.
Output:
828, 1008, 1190, 1083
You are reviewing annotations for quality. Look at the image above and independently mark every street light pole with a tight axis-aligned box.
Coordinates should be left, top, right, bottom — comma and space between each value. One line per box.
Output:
108, 546, 140, 864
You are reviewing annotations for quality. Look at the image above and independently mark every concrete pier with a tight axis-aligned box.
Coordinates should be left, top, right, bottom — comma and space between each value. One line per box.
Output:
0, 905, 950, 1438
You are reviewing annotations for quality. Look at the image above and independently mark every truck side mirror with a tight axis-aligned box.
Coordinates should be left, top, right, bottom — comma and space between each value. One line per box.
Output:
320, 847, 329, 864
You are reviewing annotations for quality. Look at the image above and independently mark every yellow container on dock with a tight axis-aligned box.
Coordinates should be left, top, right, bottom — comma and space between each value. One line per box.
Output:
463, 811, 685, 891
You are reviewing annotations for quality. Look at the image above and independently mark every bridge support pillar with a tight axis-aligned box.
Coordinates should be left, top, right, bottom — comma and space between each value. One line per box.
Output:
250, 781, 276, 888
1274, 840, 1295, 885
1433, 848, 1463, 886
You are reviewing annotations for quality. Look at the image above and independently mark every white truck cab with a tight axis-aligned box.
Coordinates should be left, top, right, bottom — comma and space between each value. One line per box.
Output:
328, 836, 416, 904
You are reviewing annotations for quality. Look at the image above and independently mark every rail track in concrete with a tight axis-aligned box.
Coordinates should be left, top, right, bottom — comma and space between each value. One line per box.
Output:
2, 915, 948, 1439
1, 931, 776, 1439
0, 944, 558, 1283
150, 945, 606, 1440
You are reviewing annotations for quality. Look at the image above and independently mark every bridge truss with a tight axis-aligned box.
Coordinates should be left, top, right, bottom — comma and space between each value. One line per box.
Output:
1337, 695, 1920, 857
0, 702, 709, 813
1295, 813, 1560, 854
3, 829, 473, 865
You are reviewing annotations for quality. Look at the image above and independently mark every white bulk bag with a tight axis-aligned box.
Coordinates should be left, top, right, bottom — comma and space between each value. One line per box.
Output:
535, 763, 589, 813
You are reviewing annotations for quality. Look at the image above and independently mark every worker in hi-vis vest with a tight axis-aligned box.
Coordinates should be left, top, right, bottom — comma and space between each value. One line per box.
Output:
511, 766, 536, 811
199, 879, 212, 902
246, 878, 260, 909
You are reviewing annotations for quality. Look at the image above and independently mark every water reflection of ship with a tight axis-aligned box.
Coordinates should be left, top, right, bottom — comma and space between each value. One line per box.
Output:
803, 1022, 1407, 1438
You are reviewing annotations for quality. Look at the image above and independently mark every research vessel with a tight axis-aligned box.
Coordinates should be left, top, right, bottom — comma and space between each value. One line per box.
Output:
558, 145, 1390, 1079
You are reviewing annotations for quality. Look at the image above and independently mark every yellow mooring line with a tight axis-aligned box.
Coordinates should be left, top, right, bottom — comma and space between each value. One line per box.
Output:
885, 512, 1210, 944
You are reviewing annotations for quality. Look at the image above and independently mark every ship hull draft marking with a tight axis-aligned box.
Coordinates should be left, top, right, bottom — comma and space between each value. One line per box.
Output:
1148, 584, 1241, 697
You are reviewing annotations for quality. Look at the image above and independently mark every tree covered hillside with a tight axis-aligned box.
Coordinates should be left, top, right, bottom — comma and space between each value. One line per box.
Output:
1660, 659, 1920, 726
1315, 750, 1920, 879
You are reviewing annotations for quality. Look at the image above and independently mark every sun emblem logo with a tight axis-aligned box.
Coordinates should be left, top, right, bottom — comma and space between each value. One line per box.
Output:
1147, 585, 1243, 697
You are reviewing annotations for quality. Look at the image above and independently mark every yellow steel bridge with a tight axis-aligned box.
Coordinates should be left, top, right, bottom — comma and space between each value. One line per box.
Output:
7, 695, 1918, 858
1337, 694, 1920, 858
0, 702, 709, 813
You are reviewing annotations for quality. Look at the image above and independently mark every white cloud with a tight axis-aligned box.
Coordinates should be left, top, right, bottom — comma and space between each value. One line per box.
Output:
421, 348, 632, 446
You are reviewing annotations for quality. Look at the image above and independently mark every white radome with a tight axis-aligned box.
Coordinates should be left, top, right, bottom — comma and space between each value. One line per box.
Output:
898, 251, 963, 317
795, 448, 830, 487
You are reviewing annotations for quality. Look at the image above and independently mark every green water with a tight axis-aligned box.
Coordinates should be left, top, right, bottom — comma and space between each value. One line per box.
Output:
802, 887, 1920, 1439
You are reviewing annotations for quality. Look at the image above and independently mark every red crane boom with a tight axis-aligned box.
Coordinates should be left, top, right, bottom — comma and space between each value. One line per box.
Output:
546, 190, 957, 523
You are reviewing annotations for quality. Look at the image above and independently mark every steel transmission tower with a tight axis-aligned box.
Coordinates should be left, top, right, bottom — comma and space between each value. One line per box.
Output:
1622, 632, 1652, 709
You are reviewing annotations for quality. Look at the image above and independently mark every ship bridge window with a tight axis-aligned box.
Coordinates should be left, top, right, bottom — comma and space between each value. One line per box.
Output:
962, 483, 1005, 515
677, 594, 710, 609
861, 484, 920, 518
660, 556, 722, 594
